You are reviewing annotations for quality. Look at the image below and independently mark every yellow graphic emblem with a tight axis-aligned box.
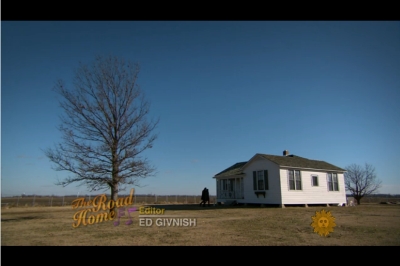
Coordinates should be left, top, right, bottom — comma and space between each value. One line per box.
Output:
311, 209, 336, 237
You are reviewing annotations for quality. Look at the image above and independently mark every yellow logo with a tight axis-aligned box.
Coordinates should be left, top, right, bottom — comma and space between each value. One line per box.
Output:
71, 188, 135, 228
311, 209, 336, 237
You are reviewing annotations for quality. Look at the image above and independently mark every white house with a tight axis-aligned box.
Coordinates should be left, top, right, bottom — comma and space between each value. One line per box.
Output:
213, 150, 347, 207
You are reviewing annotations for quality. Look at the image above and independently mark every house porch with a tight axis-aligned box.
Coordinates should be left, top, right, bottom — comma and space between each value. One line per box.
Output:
216, 177, 244, 203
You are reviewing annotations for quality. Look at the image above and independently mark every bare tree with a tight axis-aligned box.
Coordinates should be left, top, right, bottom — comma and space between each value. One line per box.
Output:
344, 163, 382, 205
44, 55, 159, 214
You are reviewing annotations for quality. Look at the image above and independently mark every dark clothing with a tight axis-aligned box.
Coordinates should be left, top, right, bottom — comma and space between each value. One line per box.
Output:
200, 188, 210, 207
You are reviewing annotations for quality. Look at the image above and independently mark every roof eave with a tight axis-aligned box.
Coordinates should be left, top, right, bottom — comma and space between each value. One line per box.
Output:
279, 166, 346, 172
242, 153, 279, 170
213, 174, 245, 179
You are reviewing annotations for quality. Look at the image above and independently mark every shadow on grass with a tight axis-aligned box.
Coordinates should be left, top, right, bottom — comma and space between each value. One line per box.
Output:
140, 203, 352, 211
1, 216, 39, 222
140, 203, 282, 211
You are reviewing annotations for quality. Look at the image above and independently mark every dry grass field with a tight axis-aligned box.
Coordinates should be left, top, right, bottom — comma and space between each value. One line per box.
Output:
1, 202, 400, 246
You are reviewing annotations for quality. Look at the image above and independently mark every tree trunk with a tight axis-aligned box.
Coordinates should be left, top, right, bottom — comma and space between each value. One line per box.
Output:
355, 197, 361, 205
110, 183, 118, 219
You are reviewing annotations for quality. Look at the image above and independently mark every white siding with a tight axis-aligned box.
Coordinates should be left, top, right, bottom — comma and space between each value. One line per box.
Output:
241, 157, 282, 204
215, 154, 347, 206
279, 169, 346, 205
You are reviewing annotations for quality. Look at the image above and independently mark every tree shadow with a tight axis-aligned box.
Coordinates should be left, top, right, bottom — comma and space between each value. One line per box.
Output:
1, 216, 38, 222
140, 203, 281, 211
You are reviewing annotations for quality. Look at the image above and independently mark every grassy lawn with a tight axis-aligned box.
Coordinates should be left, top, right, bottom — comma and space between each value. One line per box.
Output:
1, 203, 400, 246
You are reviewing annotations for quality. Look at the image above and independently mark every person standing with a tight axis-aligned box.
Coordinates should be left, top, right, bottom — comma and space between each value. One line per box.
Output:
200, 187, 210, 207
205, 188, 210, 206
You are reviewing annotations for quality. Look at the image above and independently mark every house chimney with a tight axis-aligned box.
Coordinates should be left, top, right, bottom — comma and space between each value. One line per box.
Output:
283, 150, 289, 156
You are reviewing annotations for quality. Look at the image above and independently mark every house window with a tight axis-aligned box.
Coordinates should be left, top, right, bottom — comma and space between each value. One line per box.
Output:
257, 171, 264, 190
220, 179, 234, 191
222, 179, 227, 190
288, 170, 302, 190
327, 173, 339, 191
311, 175, 319, 186
253, 170, 269, 190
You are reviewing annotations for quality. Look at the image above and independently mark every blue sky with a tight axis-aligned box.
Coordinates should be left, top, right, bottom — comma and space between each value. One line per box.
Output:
1, 21, 400, 197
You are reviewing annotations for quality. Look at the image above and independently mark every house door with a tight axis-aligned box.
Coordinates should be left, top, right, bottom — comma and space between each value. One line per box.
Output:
235, 178, 243, 199
227, 179, 234, 199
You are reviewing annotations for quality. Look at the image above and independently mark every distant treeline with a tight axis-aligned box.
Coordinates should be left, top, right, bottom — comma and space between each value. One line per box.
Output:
346, 194, 400, 197
3, 194, 213, 198
5, 193, 397, 198
2, 193, 400, 198
1, 194, 216, 207
1, 194, 398, 208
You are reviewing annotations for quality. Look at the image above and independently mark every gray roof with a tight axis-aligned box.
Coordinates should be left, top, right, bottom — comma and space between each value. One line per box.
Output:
214, 161, 247, 177
213, 154, 345, 178
258, 154, 345, 171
